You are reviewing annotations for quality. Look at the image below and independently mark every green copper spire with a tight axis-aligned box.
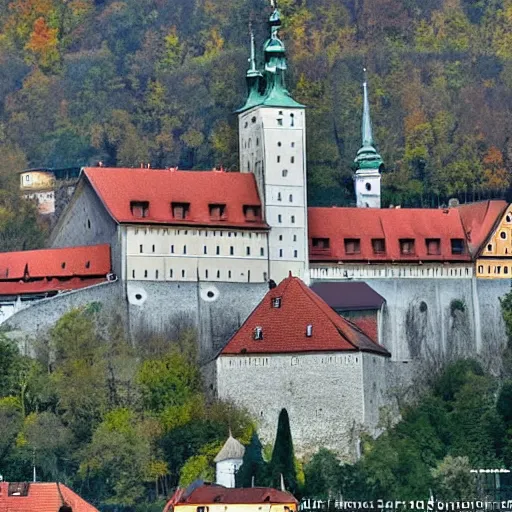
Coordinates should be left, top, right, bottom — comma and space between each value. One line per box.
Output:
238, 28, 264, 112
354, 69, 383, 171
237, 1, 303, 112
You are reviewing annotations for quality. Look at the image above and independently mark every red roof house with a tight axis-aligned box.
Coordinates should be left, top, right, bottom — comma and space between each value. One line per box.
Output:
0, 244, 112, 297
82, 167, 268, 230
220, 274, 389, 356
0, 482, 99, 512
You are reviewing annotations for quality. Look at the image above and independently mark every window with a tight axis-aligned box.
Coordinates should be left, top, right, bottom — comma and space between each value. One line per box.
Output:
278, 214, 282, 223
182, 269, 186, 278
372, 238, 385, 254
294, 250, 298, 258
131, 201, 149, 218
216, 246, 220, 255
278, 141, 282, 147
170, 269, 173, 278
243, 205, 261, 222
478, 265, 484, 274
277, 156, 281, 163
87, 219, 91, 229
291, 215, 295, 223
426, 238, 441, 255
312, 238, 330, 249
246, 247, 251, 256
289, 194, 293, 202
506, 267, 510, 275
205, 269, 209, 279
260, 247, 264, 256
139, 244, 143, 253
132, 270, 135, 278
291, 142, 295, 148
507, 214, 512, 223
254, 327, 264, 340
291, 156, 295, 164
344, 238, 361, 255
277, 118, 283, 126
171, 202, 190, 220
170, 244, 174, 253
155, 270, 159, 279
279, 235, 283, 241
278, 192, 282, 201
256, 138, 260, 146
272, 297, 282, 308
152, 244, 155, 253
144, 270, 148, 278
451, 239, 465, 255
306, 324, 313, 337
487, 243, 493, 252
290, 113, 295, 127
217, 270, 220, 278
183, 245, 187, 254
203, 246, 207, 255
228, 270, 232, 278
8, 483, 30, 497
400, 239, 415, 255
501, 231, 507, 240
279, 249, 283, 257
209, 204, 226, 220
293, 235, 297, 242
230, 246, 234, 255
282, 169, 288, 177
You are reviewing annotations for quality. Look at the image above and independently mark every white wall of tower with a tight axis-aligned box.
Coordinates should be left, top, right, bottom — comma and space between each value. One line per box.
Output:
239, 106, 309, 284
354, 169, 381, 208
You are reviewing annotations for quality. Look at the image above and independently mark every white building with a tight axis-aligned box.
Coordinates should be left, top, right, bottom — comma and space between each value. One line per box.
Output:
214, 434, 245, 488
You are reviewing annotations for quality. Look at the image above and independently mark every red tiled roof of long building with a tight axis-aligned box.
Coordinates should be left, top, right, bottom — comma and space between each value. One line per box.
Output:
176, 485, 298, 505
308, 207, 473, 262
221, 275, 389, 356
0, 245, 111, 296
83, 167, 268, 229
0, 482, 99, 512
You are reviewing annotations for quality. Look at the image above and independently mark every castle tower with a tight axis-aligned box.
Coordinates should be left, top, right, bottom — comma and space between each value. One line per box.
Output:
353, 70, 383, 208
238, 3, 309, 284
214, 433, 245, 488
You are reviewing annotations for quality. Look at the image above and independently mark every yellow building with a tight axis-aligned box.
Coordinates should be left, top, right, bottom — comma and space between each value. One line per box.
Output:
476, 204, 512, 278
19, 169, 56, 215
164, 485, 298, 512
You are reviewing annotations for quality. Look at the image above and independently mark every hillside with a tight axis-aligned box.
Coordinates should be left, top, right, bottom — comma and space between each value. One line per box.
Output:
1, 0, 512, 209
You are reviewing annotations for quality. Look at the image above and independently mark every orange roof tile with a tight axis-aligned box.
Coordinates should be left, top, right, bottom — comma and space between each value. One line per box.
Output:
0, 245, 111, 296
0, 482, 99, 512
456, 200, 507, 256
83, 168, 268, 229
308, 207, 472, 262
221, 275, 389, 356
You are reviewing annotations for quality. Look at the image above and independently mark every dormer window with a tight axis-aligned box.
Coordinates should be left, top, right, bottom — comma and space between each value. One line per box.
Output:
172, 202, 190, 220
244, 205, 261, 222
451, 238, 465, 255
130, 201, 149, 218
313, 238, 330, 249
372, 238, 386, 254
254, 327, 263, 340
272, 297, 282, 308
400, 239, 415, 255
426, 238, 441, 255
344, 238, 361, 255
306, 324, 313, 337
209, 204, 226, 220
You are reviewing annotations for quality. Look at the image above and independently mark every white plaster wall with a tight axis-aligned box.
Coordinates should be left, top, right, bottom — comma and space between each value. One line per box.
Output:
354, 169, 381, 208
217, 352, 368, 459
126, 226, 269, 283
216, 458, 243, 488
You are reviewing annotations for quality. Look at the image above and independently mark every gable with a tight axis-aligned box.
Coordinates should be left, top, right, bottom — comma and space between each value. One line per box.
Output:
479, 206, 512, 257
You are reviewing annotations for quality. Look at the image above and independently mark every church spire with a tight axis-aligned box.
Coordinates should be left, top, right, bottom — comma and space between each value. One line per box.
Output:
239, 26, 263, 112
354, 69, 383, 171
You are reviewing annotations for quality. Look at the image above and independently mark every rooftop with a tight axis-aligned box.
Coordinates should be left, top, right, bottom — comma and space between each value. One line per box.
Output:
83, 167, 268, 230
310, 282, 385, 311
0, 482, 99, 512
221, 275, 389, 356
214, 434, 245, 463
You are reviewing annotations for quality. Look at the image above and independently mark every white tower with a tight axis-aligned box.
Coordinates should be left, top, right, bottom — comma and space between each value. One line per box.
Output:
354, 70, 383, 208
214, 434, 245, 488
238, 5, 309, 285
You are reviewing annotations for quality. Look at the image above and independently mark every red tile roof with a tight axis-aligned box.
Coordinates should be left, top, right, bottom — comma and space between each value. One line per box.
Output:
0, 245, 111, 296
310, 282, 385, 311
308, 207, 472, 262
221, 275, 389, 356
456, 200, 507, 256
172, 485, 297, 505
83, 168, 268, 229
0, 482, 99, 512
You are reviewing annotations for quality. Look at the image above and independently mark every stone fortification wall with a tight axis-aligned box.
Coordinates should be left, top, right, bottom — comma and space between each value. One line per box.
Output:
216, 352, 390, 459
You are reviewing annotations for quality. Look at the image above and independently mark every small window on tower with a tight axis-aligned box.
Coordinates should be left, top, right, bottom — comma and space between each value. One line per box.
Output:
366, 182, 372, 191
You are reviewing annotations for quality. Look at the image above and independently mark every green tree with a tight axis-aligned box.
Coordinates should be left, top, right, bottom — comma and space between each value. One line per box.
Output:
236, 432, 268, 488
269, 409, 297, 495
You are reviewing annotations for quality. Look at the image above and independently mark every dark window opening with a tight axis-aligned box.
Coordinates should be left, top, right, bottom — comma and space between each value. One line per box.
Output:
451, 238, 465, 255
254, 327, 263, 340
400, 239, 415, 255
244, 205, 261, 222
426, 238, 441, 255
130, 201, 149, 218
230, 246, 234, 255
171, 202, 190, 220
209, 203, 226, 220
372, 238, 386, 254
344, 238, 361, 255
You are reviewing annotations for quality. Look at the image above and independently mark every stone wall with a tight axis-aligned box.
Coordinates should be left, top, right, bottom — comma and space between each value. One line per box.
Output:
216, 352, 390, 459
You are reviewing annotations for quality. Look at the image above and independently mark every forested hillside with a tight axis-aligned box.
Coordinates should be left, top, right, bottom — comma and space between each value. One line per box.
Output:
1, 0, 512, 209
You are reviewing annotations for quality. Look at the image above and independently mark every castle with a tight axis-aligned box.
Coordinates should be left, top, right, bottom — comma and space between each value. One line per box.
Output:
2, 3, 512, 457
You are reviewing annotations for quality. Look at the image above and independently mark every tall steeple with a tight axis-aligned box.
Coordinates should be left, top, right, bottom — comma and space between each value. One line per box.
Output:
354, 69, 383, 171
353, 69, 382, 208
240, 27, 264, 112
